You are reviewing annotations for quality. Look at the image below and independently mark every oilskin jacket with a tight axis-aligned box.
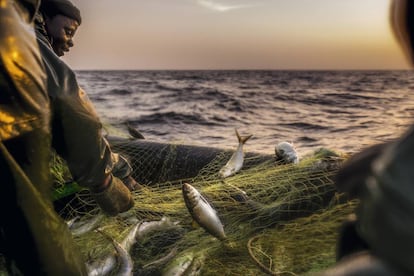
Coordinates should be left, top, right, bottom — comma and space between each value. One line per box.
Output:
324, 125, 414, 275
0, 0, 87, 275
0, 0, 48, 142
356, 125, 414, 275
34, 15, 123, 190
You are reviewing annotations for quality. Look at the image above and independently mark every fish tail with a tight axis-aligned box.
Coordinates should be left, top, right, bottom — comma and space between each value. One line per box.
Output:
235, 128, 253, 144
96, 229, 133, 275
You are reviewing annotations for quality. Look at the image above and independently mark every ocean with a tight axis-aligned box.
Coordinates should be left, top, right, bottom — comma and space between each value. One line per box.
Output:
76, 70, 414, 156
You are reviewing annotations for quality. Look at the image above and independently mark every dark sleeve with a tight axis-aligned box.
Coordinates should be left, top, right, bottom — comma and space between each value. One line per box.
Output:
356, 125, 414, 274
36, 37, 115, 190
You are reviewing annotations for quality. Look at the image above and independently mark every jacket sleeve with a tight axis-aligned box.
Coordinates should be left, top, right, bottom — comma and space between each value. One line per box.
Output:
0, 1, 49, 142
356, 125, 414, 274
36, 36, 115, 190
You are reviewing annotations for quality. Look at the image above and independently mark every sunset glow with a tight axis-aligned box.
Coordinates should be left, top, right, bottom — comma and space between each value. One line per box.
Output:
65, 0, 408, 70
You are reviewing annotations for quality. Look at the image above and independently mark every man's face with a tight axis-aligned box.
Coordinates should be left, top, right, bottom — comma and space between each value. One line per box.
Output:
45, 14, 79, 57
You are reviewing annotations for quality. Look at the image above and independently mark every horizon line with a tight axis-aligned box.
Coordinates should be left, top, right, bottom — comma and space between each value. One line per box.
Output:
73, 68, 412, 71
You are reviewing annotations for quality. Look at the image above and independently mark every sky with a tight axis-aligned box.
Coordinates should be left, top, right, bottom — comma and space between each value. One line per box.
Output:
64, 0, 410, 70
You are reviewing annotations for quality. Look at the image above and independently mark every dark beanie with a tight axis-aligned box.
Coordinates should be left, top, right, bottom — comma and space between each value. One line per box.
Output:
40, 0, 81, 24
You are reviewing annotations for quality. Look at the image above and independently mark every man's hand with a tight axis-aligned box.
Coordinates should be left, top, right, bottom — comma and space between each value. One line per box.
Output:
92, 175, 134, 216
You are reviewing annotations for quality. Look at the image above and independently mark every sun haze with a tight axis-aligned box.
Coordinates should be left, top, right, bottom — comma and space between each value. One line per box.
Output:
64, 0, 408, 70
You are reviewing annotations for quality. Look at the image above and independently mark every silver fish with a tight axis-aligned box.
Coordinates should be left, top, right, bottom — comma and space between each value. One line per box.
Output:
87, 217, 179, 276
88, 230, 134, 276
65, 216, 80, 228
87, 221, 140, 276
142, 246, 178, 269
137, 246, 179, 275
275, 141, 299, 164
111, 239, 133, 276
182, 183, 226, 240
219, 129, 252, 178
162, 252, 204, 276
87, 254, 115, 276
135, 216, 179, 240
70, 213, 104, 237
120, 220, 142, 252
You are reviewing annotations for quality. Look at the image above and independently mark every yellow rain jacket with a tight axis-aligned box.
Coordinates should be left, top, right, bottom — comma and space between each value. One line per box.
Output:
0, 0, 87, 274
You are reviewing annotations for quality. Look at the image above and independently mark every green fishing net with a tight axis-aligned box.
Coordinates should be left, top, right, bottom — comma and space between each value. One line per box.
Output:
47, 130, 357, 275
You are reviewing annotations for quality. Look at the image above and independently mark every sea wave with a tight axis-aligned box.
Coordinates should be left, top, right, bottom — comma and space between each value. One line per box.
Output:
76, 70, 414, 154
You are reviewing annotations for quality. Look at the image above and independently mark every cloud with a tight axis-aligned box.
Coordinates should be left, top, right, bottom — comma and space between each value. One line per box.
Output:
196, 0, 259, 12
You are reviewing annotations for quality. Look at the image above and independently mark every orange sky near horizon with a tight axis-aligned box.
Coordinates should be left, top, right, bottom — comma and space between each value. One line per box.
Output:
64, 0, 409, 70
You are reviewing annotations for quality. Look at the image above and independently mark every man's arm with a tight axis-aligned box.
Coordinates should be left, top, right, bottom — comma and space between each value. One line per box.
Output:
36, 36, 134, 215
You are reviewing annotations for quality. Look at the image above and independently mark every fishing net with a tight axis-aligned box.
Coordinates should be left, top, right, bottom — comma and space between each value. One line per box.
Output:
42, 128, 360, 275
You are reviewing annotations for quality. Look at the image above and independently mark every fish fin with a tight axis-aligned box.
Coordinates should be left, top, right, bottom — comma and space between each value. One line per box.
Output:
241, 134, 253, 144
235, 128, 253, 144
235, 128, 241, 142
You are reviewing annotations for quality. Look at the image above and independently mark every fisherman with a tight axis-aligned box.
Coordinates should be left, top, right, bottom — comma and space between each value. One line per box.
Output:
0, 0, 89, 274
35, 0, 140, 194
36, 0, 80, 57
321, 1, 414, 275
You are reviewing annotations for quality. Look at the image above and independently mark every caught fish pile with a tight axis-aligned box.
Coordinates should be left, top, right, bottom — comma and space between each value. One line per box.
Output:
86, 220, 140, 276
93, 230, 134, 276
53, 128, 344, 276
85, 217, 179, 276
181, 130, 301, 241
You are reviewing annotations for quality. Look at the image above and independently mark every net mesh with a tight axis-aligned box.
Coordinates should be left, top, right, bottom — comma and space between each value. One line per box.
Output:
48, 134, 356, 275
